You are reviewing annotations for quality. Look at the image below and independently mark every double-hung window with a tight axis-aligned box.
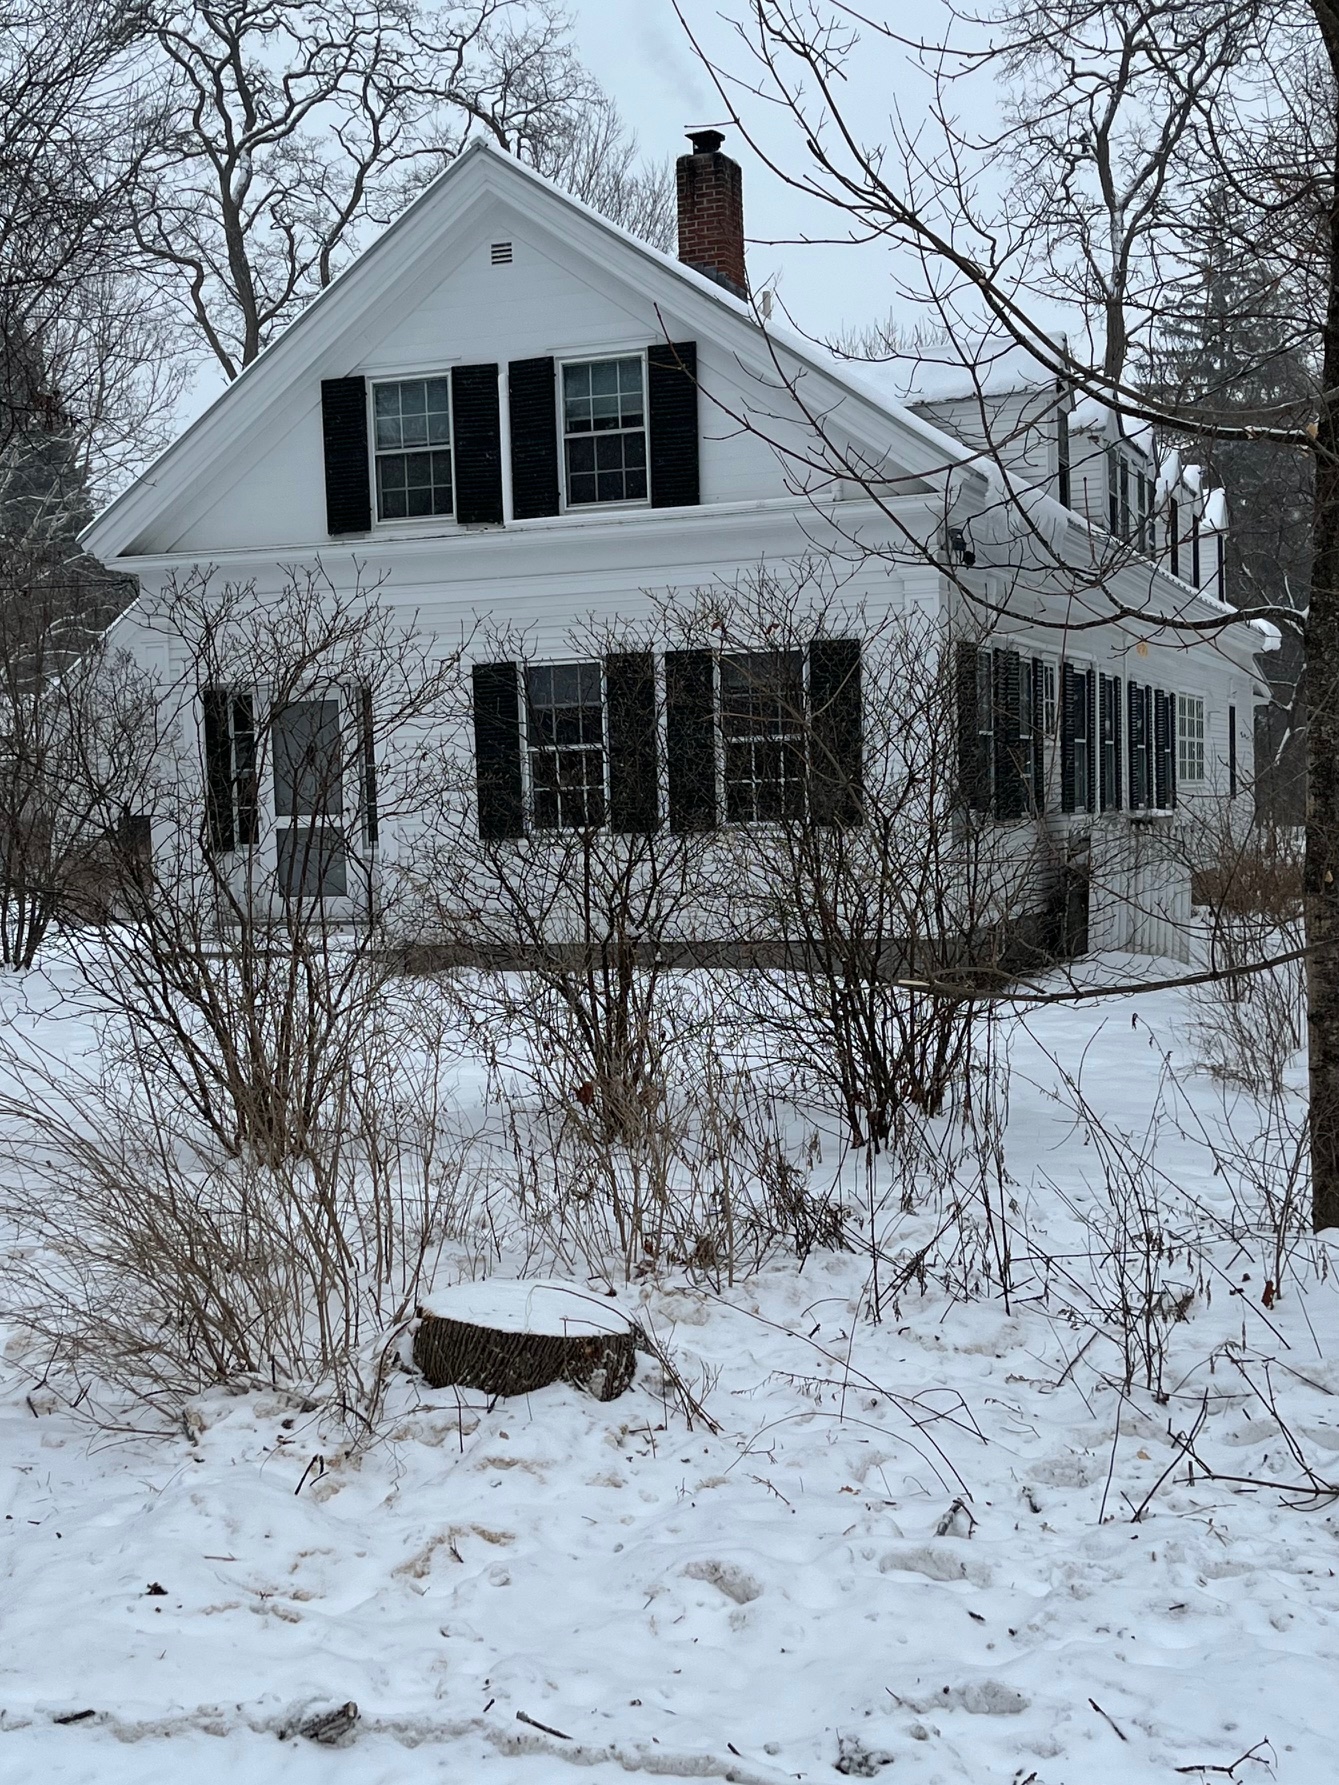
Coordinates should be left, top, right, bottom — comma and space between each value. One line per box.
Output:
1177, 693, 1206, 787
373, 377, 453, 519
562, 357, 648, 506
201, 687, 375, 899
526, 662, 607, 829
720, 651, 807, 824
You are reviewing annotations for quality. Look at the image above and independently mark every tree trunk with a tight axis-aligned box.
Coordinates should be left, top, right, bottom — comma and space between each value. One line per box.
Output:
1305, 4, 1339, 1230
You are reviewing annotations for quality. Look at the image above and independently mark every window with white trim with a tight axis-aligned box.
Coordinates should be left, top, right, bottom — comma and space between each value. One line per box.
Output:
525, 662, 606, 829
561, 357, 647, 506
721, 650, 806, 823
1177, 693, 1206, 785
372, 376, 453, 519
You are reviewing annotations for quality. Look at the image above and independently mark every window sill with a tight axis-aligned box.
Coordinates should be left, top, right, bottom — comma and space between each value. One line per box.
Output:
560, 499, 651, 517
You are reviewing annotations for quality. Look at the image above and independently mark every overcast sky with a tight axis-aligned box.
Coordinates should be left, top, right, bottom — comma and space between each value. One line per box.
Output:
568, 0, 963, 348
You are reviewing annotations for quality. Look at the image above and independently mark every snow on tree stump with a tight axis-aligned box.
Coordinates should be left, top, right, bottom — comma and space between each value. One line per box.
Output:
413, 1280, 639, 1403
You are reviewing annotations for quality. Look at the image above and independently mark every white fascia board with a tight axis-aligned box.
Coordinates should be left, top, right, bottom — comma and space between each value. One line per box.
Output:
109, 490, 941, 585
82, 142, 972, 565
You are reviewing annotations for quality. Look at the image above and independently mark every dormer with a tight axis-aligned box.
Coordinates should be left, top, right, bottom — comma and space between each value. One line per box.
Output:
1147, 452, 1228, 599
908, 354, 1075, 503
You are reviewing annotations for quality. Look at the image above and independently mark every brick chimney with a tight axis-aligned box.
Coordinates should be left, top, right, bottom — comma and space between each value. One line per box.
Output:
676, 129, 748, 300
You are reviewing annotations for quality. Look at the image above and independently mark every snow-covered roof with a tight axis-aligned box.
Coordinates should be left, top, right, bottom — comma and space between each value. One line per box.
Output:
843, 330, 1071, 407
1201, 488, 1228, 533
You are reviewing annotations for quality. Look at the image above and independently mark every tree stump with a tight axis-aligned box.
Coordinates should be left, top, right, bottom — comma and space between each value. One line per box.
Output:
413, 1280, 639, 1402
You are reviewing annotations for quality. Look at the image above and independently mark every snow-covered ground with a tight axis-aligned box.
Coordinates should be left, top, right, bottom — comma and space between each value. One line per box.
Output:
3, 956, 1338, 1783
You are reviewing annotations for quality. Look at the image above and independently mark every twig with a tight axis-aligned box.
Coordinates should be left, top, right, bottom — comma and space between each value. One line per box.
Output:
1098, 1390, 1124, 1525
1088, 1699, 1128, 1742
1174, 1738, 1275, 1776
1130, 1393, 1210, 1523
516, 1710, 571, 1740
294, 1453, 326, 1496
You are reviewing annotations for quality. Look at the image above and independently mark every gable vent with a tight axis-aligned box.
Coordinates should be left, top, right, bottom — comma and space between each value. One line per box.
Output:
490, 241, 513, 265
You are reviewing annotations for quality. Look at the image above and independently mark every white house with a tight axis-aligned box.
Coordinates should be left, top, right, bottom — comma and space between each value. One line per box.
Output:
80, 129, 1276, 963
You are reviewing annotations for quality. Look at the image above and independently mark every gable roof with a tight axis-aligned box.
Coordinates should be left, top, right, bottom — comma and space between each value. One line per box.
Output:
80, 138, 971, 563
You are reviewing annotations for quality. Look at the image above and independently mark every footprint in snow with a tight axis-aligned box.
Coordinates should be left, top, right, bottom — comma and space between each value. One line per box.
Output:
878, 1543, 993, 1586
681, 1559, 763, 1604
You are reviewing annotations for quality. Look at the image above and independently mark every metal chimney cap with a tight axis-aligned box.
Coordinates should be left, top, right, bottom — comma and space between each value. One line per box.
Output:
686, 128, 726, 155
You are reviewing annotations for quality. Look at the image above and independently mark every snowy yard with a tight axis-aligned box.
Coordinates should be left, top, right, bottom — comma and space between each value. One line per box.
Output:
3, 955, 1337, 1784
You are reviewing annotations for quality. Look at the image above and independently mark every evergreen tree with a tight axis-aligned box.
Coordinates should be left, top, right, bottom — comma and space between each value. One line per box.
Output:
1149, 210, 1315, 822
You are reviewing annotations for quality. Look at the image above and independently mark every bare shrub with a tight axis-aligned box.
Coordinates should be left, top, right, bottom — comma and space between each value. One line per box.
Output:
1186, 818, 1305, 1097
67, 566, 464, 1167
484, 1036, 834, 1285
855, 1014, 1018, 1317
1029, 1056, 1206, 1401
423, 615, 718, 1145
660, 575, 1043, 1151
0, 988, 466, 1422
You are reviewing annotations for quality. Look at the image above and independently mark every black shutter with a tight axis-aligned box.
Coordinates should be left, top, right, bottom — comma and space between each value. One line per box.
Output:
993, 649, 1026, 819
606, 652, 658, 833
1128, 680, 1144, 809
1154, 688, 1174, 809
1031, 657, 1047, 812
359, 686, 379, 846
648, 341, 699, 509
321, 377, 370, 535
232, 693, 259, 845
665, 648, 716, 831
809, 638, 863, 825
1229, 704, 1238, 798
956, 642, 988, 812
1060, 663, 1078, 814
202, 688, 234, 853
508, 356, 561, 519
1099, 674, 1122, 812
472, 662, 524, 839
452, 364, 504, 524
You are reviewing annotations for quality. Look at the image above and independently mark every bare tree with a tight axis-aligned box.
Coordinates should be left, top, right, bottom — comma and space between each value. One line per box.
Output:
0, 0, 182, 494
984, 0, 1264, 389
520, 90, 676, 252
129, 0, 671, 379
0, 545, 155, 966
673, 0, 1339, 1225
